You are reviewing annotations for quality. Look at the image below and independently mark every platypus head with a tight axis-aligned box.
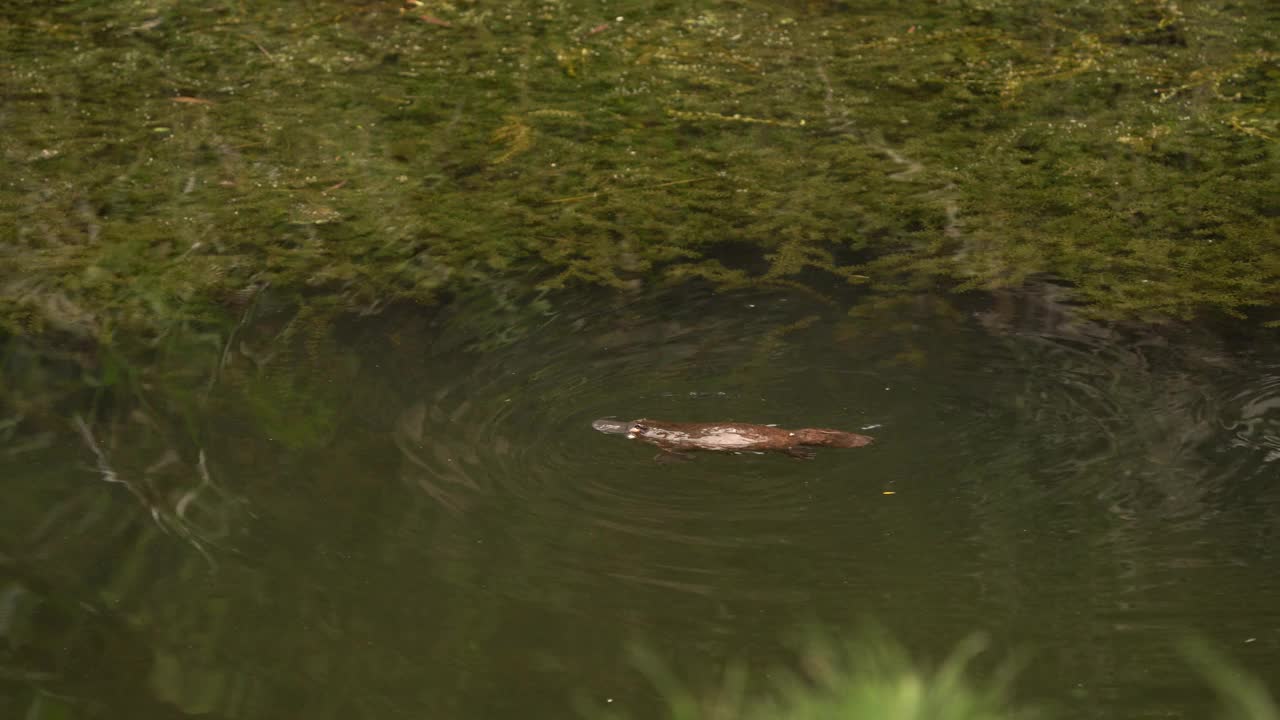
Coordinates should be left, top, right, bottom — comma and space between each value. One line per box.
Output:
592, 418, 635, 435
795, 428, 875, 448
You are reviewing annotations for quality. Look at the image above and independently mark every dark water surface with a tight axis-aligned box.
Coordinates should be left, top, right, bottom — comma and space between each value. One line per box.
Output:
3, 284, 1280, 718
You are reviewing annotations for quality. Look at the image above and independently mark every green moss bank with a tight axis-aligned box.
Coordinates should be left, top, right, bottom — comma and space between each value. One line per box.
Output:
2, 0, 1278, 345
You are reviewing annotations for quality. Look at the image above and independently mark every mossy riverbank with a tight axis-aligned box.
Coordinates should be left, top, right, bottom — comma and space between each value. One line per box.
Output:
2, 0, 1278, 354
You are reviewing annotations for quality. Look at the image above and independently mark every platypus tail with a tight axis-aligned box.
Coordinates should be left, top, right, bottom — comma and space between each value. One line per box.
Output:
795, 428, 874, 448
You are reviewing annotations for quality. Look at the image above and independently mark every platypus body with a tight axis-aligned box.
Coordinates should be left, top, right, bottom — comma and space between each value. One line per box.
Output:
592, 418, 874, 460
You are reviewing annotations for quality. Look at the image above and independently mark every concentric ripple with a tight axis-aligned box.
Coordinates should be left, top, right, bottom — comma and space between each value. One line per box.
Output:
380, 284, 1276, 614
392, 286, 850, 525
1224, 369, 1280, 462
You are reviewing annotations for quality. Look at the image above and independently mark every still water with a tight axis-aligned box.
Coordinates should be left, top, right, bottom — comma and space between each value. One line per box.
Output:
3, 283, 1278, 718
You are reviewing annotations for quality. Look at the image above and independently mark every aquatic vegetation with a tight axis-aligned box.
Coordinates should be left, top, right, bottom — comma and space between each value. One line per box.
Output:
607, 634, 1279, 720
1, 0, 1276, 348
1184, 639, 1280, 720
597, 635, 1022, 720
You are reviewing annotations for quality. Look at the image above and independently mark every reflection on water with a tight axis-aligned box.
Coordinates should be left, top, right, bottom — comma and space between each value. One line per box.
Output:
3, 284, 1280, 718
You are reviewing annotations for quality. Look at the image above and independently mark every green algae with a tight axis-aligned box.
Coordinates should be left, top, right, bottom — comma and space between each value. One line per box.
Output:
1, 0, 1277, 350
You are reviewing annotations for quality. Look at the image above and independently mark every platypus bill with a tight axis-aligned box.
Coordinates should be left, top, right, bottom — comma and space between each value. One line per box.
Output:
592, 418, 874, 460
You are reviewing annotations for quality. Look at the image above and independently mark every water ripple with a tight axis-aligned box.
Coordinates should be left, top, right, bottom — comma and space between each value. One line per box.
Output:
385, 286, 1277, 606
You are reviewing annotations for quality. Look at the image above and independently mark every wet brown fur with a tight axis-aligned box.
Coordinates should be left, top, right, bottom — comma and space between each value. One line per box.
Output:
612, 419, 873, 458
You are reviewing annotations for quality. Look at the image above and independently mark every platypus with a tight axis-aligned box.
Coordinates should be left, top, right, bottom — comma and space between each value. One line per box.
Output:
592, 418, 874, 460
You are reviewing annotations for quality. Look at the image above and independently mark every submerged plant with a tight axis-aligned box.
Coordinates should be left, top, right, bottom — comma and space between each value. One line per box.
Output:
596, 633, 1280, 720
597, 633, 1026, 720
